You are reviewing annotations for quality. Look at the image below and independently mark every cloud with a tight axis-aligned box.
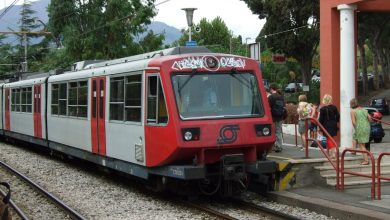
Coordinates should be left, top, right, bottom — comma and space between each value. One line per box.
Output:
154, 0, 265, 40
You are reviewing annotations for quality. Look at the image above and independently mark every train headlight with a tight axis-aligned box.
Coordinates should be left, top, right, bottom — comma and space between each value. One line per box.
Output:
262, 127, 270, 136
255, 124, 272, 136
184, 131, 193, 141
181, 128, 200, 141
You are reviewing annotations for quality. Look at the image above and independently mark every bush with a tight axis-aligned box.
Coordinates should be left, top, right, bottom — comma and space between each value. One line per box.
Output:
284, 103, 299, 124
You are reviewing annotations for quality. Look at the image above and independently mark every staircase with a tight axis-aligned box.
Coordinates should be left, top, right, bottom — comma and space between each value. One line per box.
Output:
314, 150, 390, 188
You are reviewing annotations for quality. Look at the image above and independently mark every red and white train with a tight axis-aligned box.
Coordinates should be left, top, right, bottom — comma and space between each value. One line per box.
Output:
0, 47, 276, 195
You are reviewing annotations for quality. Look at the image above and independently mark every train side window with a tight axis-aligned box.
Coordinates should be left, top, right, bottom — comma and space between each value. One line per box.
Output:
147, 75, 168, 125
109, 77, 124, 121
157, 80, 168, 123
147, 76, 157, 123
67, 81, 88, 118
11, 87, 32, 113
21, 87, 32, 113
51, 84, 59, 115
11, 89, 19, 112
26, 87, 32, 113
59, 83, 67, 116
78, 81, 88, 118
125, 75, 142, 122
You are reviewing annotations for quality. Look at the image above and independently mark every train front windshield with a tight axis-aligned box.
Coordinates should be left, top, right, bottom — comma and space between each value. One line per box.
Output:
172, 72, 264, 120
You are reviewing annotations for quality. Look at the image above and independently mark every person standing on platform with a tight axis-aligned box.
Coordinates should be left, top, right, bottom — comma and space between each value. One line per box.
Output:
318, 94, 340, 160
350, 98, 371, 165
268, 83, 285, 152
297, 94, 312, 150
309, 102, 319, 140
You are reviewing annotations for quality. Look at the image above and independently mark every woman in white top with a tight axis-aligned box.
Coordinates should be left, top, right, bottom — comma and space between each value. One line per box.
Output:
297, 94, 312, 149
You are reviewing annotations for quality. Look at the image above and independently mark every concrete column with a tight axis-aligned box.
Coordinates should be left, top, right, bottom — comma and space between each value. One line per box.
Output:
337, 4, 357, 149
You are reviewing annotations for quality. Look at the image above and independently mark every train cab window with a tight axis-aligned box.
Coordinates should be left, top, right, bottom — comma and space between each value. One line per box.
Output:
147, 75, 168, 125
11, 87, 32, 113
109, 74, 142, 122
172, 72, 264, 120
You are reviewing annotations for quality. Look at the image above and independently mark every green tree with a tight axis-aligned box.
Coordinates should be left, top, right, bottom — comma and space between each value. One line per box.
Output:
178, 17, 232, 53
48, 0, 158, 62
357, 13, 390, 87
139, 30, 165, 53
0, 35, 15, 75
243, 0, 320, 85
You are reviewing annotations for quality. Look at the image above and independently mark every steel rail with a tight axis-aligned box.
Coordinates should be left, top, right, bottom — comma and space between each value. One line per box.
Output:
183, 200, 238, 220
231, 198, 301, 220
0, 160, 86, 220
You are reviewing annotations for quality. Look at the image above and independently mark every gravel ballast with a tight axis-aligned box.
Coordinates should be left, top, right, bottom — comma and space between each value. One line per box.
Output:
0, 141, 337, 219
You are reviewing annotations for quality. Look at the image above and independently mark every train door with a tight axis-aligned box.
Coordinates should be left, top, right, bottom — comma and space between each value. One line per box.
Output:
33, 84, 42, 138
91, 77, 106, 155
4, 88, 10, 131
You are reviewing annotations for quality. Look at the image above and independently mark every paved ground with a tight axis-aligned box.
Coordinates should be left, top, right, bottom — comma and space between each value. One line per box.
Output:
268, 85, 390, 220
268, 133, 390, 219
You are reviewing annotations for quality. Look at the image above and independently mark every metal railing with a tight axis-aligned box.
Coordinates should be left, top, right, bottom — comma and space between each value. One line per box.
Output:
377, 152, 390, 200
303, 117, 340, 190
370, 115, 390, 126
341, 149, 376, 200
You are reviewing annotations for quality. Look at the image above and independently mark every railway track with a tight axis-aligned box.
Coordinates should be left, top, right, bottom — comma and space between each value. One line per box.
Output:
232, 198, 301, 220
0, 159, 86, 220
183, 197, 301, 220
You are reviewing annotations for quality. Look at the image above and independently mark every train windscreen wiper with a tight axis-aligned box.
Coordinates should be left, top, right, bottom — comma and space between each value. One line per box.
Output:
178, 69, 197, 92
229, 68, 251, 89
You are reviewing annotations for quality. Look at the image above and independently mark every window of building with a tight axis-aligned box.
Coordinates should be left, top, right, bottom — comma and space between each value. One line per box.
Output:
109, 74, 142, 122
11, 87, 32, 113
147, 75, 168, 124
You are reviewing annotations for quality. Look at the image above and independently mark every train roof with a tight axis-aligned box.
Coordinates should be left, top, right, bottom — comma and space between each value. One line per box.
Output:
49, 46, 212, 82
4, 76, 47, 88
3, 46, 237, 85
73, 46, 211, 70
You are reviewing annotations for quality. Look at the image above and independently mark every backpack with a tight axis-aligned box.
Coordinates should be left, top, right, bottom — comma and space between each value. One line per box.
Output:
299, 103, 312, 118
271, 99, 285, 118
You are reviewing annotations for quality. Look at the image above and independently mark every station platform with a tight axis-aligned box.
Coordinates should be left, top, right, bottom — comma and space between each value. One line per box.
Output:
267, 133, 390, 220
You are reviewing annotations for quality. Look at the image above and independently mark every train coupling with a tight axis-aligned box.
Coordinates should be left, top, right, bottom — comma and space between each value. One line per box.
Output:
220, 154, 247, 195
221, 154, 246, 181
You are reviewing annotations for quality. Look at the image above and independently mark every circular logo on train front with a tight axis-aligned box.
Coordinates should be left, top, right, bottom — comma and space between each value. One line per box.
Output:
217, 124, 240, 144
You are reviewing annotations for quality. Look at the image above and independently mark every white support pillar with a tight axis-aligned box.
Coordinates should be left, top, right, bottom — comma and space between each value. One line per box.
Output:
337, 4, 357, 149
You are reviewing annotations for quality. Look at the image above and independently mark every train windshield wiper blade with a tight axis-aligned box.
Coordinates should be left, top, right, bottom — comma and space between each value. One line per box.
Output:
178, 69, 197, 92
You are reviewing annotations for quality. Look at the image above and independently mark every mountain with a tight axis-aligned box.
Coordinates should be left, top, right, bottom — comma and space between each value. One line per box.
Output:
0, 0, 180, 45
147, 21, 181, 45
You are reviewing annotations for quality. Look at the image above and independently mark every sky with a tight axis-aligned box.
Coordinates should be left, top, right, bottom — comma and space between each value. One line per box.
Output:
1, 0, 265, 42
154, 0, 265, 42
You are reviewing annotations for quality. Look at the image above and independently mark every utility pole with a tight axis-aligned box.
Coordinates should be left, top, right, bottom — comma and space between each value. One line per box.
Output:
23, 33, 27, 72
0, 31, 52, 72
